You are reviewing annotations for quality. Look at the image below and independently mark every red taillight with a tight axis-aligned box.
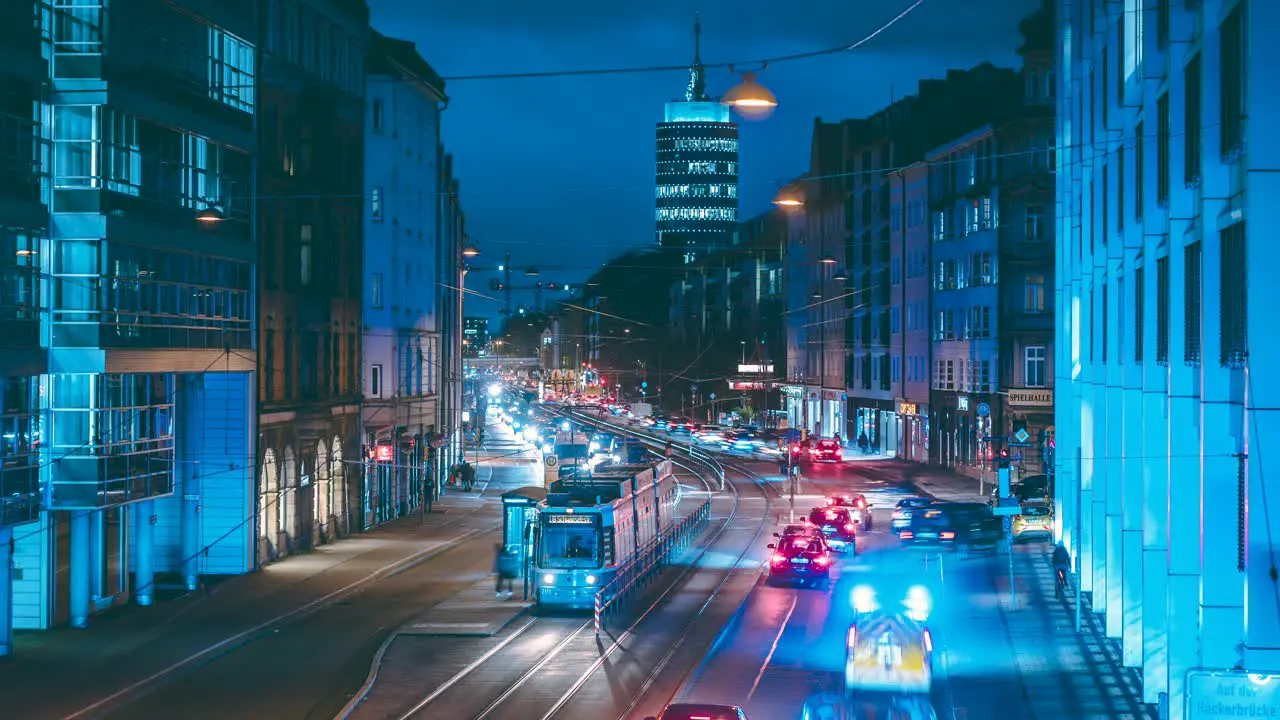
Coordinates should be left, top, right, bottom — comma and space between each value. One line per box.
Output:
940, 531, 956, 540
791, 445, 801, 455
771, 553, 787, 564
814, 555, 831, 567
900, 531, 914, 539
844, 523, 855, 532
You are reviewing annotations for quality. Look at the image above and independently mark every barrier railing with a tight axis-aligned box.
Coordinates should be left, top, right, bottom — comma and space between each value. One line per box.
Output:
593, 497, 712, 635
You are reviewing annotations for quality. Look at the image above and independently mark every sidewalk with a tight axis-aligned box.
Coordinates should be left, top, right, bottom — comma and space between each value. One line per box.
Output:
994, 545, 1158, 719
0, 466, 534, 719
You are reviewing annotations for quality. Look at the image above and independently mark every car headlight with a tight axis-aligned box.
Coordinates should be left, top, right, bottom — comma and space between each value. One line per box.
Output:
542, 574, 556, 585
585, 575, 597, 585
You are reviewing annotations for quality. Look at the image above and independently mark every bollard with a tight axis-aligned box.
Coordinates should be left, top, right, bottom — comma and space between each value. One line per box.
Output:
594, 592, 603, 635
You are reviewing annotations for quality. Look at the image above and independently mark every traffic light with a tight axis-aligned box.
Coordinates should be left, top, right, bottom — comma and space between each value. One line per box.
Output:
997, 448, 1011, 469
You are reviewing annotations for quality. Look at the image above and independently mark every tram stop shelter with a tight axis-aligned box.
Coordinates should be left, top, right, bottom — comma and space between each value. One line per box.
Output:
501, 486, 546, 588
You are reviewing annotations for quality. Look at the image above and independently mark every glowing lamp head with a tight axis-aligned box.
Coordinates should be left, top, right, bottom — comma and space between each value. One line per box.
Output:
721, 72, 778, 119
487, 383, 502, 398
851, 584, 878, 614
905, 584, 933, 622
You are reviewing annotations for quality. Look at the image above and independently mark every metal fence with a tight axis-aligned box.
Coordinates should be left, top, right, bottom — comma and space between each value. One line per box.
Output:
592, 497, 712, 635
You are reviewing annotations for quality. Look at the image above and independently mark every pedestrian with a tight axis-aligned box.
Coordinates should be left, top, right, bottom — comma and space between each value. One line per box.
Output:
857, 432, 869, 454
494, 544, 517, 598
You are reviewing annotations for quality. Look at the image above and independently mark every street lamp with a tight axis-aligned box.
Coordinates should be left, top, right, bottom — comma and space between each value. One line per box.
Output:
462, 244, 480, 259
833, 268, 850, 282
721, 71, 778, 119
819, 254, 838, 265
772, 188, 804, 207
195, 206, 226, 223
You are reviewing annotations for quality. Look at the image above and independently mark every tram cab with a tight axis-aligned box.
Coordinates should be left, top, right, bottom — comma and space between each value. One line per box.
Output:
533, 462, 677, 610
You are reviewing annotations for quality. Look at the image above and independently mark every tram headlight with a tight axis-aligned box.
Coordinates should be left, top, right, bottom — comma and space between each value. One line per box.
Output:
542, 574, 556, 585
586, 575, 598, 585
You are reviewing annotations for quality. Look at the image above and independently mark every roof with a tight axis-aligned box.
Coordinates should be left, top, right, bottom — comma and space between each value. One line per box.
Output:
370, 30, 447, 101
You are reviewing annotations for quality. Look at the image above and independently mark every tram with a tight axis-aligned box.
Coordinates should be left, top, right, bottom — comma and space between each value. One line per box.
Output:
532, 460, 679, 609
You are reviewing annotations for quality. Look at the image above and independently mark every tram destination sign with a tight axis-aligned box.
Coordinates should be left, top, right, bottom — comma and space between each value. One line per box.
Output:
546, 514, 594, 525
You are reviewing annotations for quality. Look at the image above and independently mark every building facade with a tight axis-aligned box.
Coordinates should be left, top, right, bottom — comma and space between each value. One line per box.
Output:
436, 153, 466, 479
463, 316, 488, 356
256, 0, 368, 564
888, 161, 932, 463
655, 20, 738, 264
1055, 0, 1273, 716
0, 0, 52, 652
5, 0, 260, 639
360, 32, 445, 528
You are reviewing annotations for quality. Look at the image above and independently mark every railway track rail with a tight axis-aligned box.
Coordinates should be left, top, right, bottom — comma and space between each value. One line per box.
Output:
354, 408, 778, 720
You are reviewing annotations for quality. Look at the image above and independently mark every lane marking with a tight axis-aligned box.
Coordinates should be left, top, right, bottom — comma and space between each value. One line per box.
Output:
746, 593, 799, 702
61, 523, 498, 720
394, 618, 539, 720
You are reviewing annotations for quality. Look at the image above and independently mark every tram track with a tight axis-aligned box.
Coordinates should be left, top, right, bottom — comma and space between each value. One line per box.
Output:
375, 410, 776, 720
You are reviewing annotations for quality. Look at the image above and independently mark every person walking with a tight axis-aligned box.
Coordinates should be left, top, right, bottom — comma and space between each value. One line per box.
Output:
494, 544, 517, 598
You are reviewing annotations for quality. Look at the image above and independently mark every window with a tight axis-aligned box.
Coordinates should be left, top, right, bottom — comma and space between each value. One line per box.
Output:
1157, 0, 1170, 47
969, 306, 991, 338
1220, 222, 1247, 367
935, 359, 955, 390
52, 0, 104, 57
209, 28, 256, 112
1184, 54, 1202, 184
1117, 146, 1125, 231
1101, 47, 1109, 126
1219, 6, 1245, 157
1025, 204, 1045, 242
1123, 0, 1143, 80
970, 253, 995, 285
1134, 265, 1145, 362
975, 360, 991, 392
892, 355, 900, 383
370, 364, 383, 398
1135, 121, 1145, 221
1156, 256, 1170, 364
1157, 94, 1170, 204
1024, 274, 1046, 313
371, 186, 383, 221
372, 99, 385, 133
1184, 241, 1203, 366
103, 110, 140, 195
299, 224, 313, 287
1024, 346, 1047, 387
1102, 282, 1109, 363
371, 273, 384, 308
936, 310, 956, 341
53, 105, 99, 188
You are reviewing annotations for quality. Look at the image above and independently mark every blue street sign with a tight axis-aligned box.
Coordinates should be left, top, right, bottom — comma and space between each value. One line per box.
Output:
976, 402, 991, 417
1009, 442, 1032, 448
982, 436, 1006, 443
1014, 427, 1031, 443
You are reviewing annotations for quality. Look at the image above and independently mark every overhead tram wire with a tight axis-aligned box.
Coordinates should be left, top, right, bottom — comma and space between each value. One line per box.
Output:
435, 0, 927, 81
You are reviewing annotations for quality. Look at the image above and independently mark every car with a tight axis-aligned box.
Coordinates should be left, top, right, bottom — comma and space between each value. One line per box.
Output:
729, 430, 761, 452
845, 609, 933, 695
891, 497, 933, 532
901, 502, 1002, 550
1012, 499, 1054, 540
807, 506, 858, 552
827, 494, 874, 529
646, 704, 750, 720
767, 535, 832, 587
809, 438, 844, 462
774, 523, 823, 541
669, 417, 696, 434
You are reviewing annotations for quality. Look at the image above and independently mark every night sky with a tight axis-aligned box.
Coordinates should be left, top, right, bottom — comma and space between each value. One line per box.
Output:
366, 0, 1039, 318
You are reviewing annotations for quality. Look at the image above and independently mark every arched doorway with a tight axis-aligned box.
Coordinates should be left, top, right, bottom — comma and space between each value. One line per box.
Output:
331, 436, 347, 538
260, 449, 279, 561
282, 447, 296, 553
316, 439, 331, 544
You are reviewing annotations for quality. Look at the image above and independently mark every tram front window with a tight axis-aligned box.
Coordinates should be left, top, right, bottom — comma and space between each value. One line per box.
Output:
540, 517, 600, 568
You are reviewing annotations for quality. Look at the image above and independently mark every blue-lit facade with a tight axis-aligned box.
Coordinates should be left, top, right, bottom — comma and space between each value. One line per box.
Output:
1054, 0, 1273, 716
0, 0, 260, 644
654, 26, 738, 264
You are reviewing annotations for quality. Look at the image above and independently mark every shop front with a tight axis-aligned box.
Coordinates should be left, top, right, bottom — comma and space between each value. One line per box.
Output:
780, 385, 804, 433
1004, 387, 1054, 476
821, 389, 846, 441
850, 398, 895, 454
930, 392, 994, 473
896, 400, 929, 464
